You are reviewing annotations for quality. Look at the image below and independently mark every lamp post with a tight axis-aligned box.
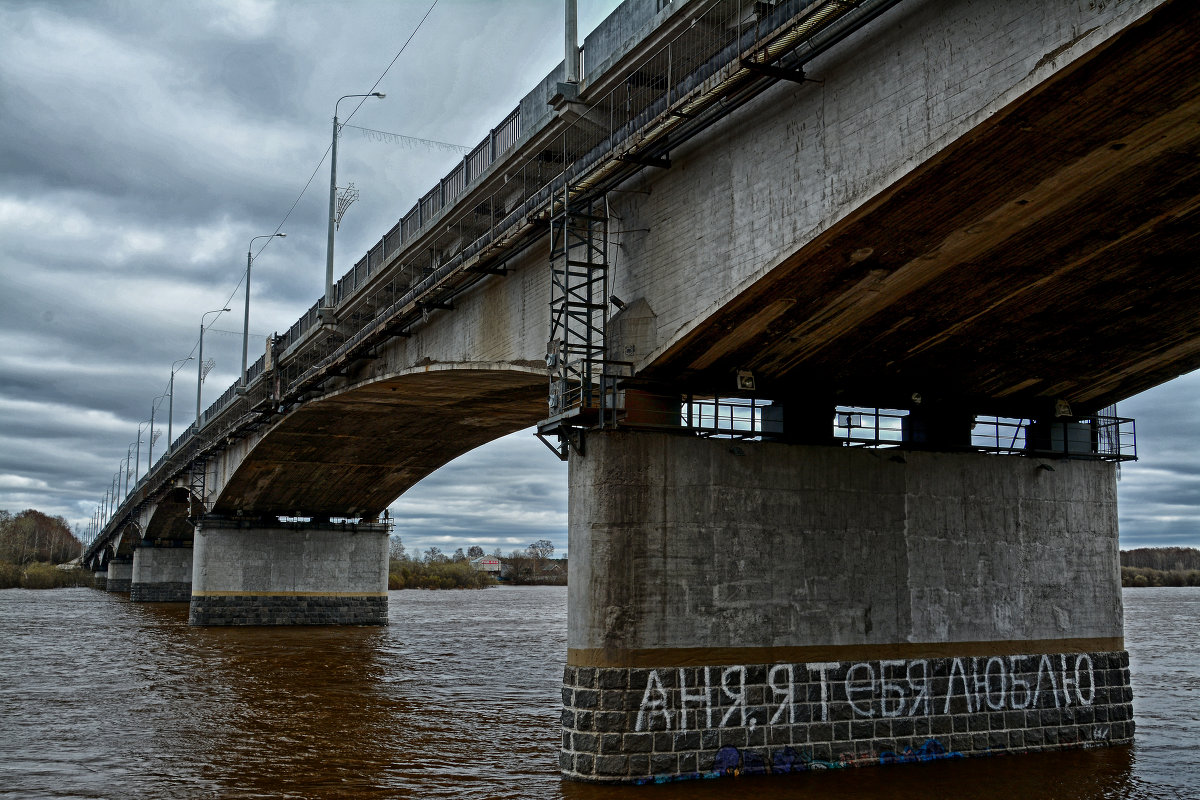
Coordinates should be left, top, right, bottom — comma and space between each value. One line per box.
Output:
148, 393, 169, 473
167, 357, 193, 449
197, 307, 231, 424
242, 233, 286, 388
123, 446, 133, 501
135, 421, 148, 484
324, 92, 385, 316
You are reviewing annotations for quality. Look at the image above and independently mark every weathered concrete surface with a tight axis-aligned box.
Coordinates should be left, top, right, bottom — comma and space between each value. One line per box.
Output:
612, 0, 1199, 416
189, 520, 389, 626
130, 546, 193, 602
568, 432, 1120, 661
563, 431, 1126, 781
105, 559, 133, 593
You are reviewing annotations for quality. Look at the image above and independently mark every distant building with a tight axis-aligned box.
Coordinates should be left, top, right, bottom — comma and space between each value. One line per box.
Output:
470, 556, 501, 574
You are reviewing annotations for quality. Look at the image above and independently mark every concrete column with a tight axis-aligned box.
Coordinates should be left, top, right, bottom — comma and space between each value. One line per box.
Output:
93, 571, 107, 590
189, 519, 389, 626
105, 558, 133, 593
561, 431, 1132, 783
130, 545, 193, 602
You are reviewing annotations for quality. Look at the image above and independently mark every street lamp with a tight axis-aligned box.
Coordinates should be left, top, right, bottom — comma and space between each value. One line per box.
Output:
147, 393, 169, 473
242, 233, 286, 388
324, 91, 385, 317
167, 356, 193, 448
134, 421, 150, 485
197, 307, 231, 424
123, 446, 133, 501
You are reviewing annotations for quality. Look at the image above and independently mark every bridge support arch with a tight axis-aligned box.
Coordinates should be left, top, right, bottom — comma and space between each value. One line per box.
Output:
560, 430, 1132, 783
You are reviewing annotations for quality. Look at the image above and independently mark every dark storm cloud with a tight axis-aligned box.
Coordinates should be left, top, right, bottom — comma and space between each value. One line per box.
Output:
1116, 371, 1200, 549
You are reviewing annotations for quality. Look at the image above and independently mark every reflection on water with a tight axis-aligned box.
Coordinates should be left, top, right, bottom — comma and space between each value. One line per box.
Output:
0, 586, 1196, 799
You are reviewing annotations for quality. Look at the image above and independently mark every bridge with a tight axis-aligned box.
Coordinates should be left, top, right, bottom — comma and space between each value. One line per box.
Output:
83, 0, 1198, 784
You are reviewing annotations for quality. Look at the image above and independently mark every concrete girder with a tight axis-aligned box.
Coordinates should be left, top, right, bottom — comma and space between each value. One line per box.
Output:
208, 363, 547, 519
615, 0, 1199, 418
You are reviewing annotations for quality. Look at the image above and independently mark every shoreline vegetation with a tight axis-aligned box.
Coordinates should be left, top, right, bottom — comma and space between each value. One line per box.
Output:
387, 536, 568, 589
0, 508, 90, 589
1121, 547, 1200, 587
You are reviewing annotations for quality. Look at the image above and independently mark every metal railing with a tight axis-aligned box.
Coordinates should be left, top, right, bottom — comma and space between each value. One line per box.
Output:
684, 396, 772, 437
660, 400, 1138, 462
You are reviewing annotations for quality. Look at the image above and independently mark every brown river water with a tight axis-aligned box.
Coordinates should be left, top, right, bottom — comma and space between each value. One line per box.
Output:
0, 586, 1196, 799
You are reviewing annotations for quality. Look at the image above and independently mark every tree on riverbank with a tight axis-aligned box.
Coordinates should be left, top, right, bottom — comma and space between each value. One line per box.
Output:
0, 509, 80, 565
1121, 547, 1200, 587
386, 535, 494, 589
0, 509, 91, 589
502, 540, 566, 585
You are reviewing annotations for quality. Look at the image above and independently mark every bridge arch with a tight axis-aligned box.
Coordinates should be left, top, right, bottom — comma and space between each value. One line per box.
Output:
111, 521, 142, 559
211, 363, 547, 519
144, 487, 200, 543
86, 544, 116, 572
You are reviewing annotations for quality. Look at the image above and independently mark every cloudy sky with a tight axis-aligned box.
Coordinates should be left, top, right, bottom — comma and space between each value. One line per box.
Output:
0, 0, 1196, 559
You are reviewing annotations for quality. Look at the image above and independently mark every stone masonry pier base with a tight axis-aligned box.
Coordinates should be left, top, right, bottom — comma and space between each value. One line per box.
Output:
189, 519, 389, 626
130, 545, 193, 602
562, 431, 1132, 783
105, 558, 132, 593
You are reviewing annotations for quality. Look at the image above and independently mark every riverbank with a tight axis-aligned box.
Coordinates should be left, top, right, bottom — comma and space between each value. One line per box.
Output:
388, 559, 494, 589
1121, 565, 1200, 587
0, 561, 93, 590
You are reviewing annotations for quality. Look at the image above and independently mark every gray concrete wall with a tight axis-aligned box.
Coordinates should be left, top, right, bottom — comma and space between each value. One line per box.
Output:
130, 546, 193, 602
190, 520, 389, 626
568, 432, 1121, 660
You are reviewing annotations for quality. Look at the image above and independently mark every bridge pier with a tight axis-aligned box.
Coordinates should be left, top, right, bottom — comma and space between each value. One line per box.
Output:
104, 558, 133, 593
130, 544, 193, 602
561, 430, 1132, 783
189, 519, 389, 626
93, 571, 107, 590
